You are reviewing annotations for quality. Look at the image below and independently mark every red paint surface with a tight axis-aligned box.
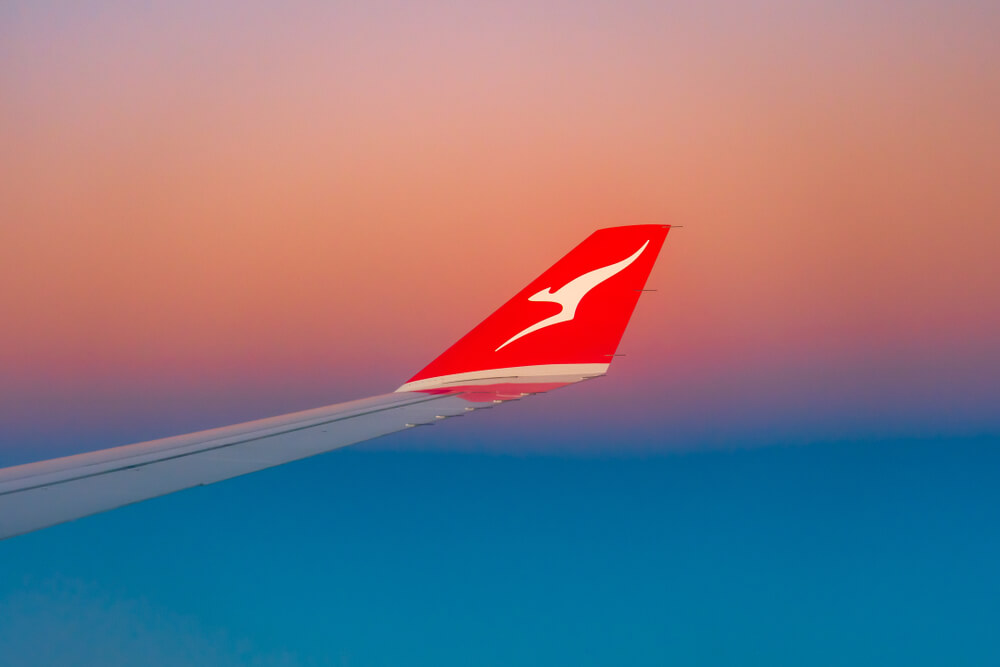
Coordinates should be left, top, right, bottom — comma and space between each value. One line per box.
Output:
407, 225, 669, 383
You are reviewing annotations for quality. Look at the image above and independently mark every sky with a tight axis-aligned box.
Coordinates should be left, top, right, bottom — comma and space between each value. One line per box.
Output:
1, 1, 999, 664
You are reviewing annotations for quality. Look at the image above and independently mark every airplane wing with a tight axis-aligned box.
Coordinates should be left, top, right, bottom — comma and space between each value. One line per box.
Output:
0, 225, 671, 540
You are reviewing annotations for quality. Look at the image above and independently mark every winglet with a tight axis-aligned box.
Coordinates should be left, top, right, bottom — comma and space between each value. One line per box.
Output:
397, 225, 671, 393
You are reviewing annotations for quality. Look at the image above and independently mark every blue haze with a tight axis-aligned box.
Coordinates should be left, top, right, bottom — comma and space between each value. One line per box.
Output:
1, 434, 998, 666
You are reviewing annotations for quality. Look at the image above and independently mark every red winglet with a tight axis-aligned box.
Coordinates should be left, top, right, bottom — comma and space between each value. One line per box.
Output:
398, 225, 670, 393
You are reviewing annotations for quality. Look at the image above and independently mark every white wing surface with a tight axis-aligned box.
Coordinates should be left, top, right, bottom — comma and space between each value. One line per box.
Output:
0, 392, 498, 539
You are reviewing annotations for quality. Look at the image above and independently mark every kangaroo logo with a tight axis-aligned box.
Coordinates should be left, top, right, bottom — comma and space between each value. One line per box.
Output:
495, 240, 649, 351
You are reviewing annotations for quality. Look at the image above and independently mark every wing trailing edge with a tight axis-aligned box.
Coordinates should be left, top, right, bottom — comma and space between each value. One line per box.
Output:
0, 225, 671, 539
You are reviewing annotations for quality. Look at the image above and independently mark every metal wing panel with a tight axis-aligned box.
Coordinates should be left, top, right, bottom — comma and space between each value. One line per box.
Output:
0, 391, 496, 540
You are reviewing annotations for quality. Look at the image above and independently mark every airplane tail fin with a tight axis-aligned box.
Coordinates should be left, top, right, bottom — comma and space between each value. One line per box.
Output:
398, 224, 671, 394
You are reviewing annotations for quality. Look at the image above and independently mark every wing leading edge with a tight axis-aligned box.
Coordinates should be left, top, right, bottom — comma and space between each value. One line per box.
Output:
0, 224, 671, 540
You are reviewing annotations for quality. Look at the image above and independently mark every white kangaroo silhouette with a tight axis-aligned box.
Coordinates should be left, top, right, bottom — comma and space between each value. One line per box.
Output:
495, 240, 649, 351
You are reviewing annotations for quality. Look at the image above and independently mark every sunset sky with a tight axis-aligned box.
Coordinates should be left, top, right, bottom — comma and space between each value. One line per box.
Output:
2, 1, 999, 664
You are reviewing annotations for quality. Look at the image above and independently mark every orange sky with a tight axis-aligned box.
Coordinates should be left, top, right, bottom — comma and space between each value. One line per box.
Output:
2, 1, 998, 450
